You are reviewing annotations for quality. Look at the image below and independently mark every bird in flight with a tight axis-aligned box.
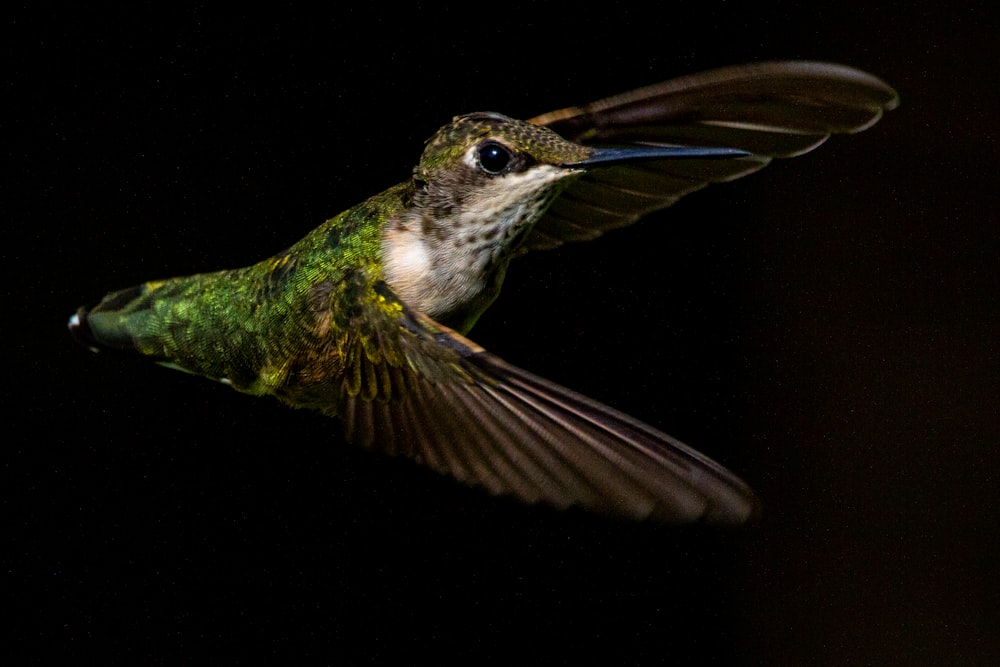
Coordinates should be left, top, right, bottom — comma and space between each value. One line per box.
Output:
69, 61, 898, 523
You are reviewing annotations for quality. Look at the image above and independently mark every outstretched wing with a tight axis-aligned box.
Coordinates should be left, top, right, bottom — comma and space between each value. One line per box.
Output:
523, 61, 899, 250
335, 282, 758, 523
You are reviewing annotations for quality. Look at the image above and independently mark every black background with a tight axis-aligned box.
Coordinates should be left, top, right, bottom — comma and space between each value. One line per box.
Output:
7, 3, 998, 664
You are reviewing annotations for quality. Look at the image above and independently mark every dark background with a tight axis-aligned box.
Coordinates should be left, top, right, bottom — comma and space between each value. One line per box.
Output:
7, 3, 997, 664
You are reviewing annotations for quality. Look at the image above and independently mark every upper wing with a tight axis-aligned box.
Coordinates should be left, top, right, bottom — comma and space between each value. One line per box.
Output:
334, 282, 758, 523
523, 61, 899, 250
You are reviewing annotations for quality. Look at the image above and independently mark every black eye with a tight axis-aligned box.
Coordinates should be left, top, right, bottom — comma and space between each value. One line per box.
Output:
477, 141, 512, 175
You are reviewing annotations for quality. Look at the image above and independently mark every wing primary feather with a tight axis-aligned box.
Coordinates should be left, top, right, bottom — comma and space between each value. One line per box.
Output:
472, 381, 617, 510
434, 383, 539, 497
453, 385, 573, 505
484, 371, 708, 519
523, 61, 896, 253
468, 352, 759, 522
406, 378, 482, 487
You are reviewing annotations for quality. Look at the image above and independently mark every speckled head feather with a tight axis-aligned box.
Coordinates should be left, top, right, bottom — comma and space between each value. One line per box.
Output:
415, 112, 591, 179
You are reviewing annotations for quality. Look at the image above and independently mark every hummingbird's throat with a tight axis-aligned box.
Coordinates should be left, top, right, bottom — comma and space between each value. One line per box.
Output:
381, 165, 574, 330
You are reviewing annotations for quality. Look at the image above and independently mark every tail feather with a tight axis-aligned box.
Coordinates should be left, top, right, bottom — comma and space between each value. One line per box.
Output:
69, 283, 155, 354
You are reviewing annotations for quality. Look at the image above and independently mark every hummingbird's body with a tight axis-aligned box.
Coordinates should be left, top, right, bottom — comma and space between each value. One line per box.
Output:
70, 62, 898, 523
83, 184, 407, 405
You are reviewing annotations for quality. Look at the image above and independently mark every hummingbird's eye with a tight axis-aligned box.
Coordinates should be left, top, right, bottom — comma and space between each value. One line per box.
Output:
477, 141, 513, 175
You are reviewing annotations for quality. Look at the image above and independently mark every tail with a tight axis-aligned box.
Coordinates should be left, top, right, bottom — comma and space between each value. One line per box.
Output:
69, 283, 159, 354
68, 272, 262, 387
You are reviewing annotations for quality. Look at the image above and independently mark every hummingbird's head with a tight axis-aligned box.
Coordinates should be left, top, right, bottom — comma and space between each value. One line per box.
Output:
383, 113, 594, 332
410, 112, 592, 228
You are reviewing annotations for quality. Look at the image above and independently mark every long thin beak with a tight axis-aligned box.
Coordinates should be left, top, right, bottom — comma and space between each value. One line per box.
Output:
562, 145, 750, 167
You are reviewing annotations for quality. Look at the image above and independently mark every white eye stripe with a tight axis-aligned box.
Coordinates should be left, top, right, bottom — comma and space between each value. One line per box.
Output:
462, 146, 479, 168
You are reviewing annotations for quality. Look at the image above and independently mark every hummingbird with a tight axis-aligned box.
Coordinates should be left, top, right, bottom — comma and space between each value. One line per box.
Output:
68, 61, 898, 523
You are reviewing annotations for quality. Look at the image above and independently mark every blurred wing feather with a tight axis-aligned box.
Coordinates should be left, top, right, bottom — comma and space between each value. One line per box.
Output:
524, 61, 898, 250
337, 289, 758, 523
